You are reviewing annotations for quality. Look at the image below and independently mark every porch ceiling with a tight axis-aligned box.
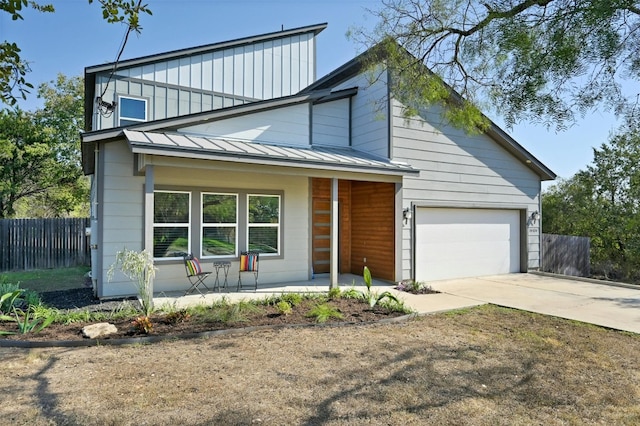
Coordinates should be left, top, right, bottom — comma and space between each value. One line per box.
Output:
124, 130, 419, 176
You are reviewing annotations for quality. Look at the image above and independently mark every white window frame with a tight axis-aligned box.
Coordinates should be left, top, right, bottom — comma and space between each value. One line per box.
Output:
118, 95, 147, 127
201, 192, 238, 259
247, 194, 281, 257
153, 190, 191, 260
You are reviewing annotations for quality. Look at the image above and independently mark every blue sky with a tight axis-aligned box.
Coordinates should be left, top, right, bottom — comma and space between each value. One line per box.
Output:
4, 0, 624, 184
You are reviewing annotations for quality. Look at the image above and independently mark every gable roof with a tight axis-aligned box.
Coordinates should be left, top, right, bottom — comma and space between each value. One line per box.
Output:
302, 44, 557, 181
84, 23, 328, 132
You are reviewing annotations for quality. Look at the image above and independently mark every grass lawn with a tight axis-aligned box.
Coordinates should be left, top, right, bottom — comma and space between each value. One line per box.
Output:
2, 305, 640, 425
0, 266, 89, 293
2, 268, 640, 424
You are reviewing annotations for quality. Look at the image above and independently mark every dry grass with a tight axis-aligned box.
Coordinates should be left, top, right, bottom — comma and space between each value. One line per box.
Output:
2, 305, 640, 425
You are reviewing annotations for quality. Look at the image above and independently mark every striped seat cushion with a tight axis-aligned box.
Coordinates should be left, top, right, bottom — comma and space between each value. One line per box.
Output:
239, 253, 258, 272
186, 257, 202, 276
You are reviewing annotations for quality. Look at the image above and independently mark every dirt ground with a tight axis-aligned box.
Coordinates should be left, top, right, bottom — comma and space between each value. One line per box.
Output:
2, 305, 640, 425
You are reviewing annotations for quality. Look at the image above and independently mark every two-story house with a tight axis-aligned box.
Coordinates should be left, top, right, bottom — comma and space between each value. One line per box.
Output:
81, 23, 555, 298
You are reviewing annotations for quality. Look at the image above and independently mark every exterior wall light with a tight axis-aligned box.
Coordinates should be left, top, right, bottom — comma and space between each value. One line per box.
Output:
530, 210, 540, 224
403, 207, 412, 224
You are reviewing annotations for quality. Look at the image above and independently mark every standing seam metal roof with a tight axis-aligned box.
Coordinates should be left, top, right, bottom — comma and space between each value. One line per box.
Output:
123, 130, 418, 175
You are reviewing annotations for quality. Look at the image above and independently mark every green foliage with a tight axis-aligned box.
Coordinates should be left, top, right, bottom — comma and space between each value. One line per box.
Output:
10, 306, 55, 334
165, 310, 191, 324
306, 303, 343, 323
344, 266, 403, 308
0, 289, 22, 320
108, 248, 157, 316
0, 283, 20, 312
278, 293, 303, 307
542, 125, 640, 280
327, 286, 341, 299
1, 1, 150, 106
276, 301, 292, 316
352, 0, 640, 130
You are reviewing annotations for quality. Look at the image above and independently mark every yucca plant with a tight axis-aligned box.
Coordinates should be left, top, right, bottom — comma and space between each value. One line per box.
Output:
361, 266, 400, 308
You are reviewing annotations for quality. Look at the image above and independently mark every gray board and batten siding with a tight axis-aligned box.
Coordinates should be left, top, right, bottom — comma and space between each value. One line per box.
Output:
86, 24, 325, 132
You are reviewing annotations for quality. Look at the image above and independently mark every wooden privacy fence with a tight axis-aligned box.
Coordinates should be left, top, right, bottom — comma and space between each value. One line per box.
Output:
541, 233, 590, 277
0, 218, 90, 272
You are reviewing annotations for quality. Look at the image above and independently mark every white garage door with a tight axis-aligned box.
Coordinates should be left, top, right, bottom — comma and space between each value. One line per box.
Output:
415, 208, 521, 281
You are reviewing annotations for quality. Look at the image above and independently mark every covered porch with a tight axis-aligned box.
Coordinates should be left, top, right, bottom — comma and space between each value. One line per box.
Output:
122, 129, 417, 296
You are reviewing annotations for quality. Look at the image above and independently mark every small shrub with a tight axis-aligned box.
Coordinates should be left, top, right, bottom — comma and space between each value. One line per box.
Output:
11, 307, 55, 334
340, 288, 363, 300
395, 280, 438, 294
131, 316, 153, 334
279, 293, 303, 307
306, 303, 343, 323
276, 301, 292, 315
165, 310, 191, 324
327, 286, 341, 299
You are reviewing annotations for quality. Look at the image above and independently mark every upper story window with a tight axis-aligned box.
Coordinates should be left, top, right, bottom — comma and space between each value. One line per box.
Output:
119, 96, 147, 127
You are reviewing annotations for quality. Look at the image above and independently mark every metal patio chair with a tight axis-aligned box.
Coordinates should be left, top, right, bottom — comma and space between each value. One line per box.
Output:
183, 253, 212, 296
237, 251, 259, 291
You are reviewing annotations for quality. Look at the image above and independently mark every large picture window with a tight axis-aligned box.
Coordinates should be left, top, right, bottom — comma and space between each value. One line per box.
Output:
201, 193, 237, 257
119, 96, 147, 126
153, 191, 190, 258
248, 194, 280, 255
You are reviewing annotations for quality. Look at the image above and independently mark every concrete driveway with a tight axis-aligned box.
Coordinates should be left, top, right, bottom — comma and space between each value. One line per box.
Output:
425, 273, 640, 334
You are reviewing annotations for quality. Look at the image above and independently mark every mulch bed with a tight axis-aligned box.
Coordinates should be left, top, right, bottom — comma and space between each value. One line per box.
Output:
1, 288, 407, 343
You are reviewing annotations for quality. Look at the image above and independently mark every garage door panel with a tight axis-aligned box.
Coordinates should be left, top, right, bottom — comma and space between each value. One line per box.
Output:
416, 208, 520, 281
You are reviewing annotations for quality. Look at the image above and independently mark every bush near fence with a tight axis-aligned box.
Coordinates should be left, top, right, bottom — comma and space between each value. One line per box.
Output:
0, 218, 90, 272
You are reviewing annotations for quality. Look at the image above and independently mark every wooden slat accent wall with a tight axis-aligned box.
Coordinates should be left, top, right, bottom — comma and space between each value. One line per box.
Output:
311, 178, 351, 274
350, 182, 395, 280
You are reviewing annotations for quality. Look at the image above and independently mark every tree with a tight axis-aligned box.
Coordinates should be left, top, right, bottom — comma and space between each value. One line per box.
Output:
542, 125, 640, 280
0, 0, 151, 106
352, 0, 640, 131
0, 74, 88, 218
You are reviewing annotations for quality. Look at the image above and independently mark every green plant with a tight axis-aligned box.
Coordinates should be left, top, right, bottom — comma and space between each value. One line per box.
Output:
342, 267, 402, 309
276, 301, 292, 315
107, 248, 157, 316
1, 289, 22, 317
131, 316, 153, 334
279, 293, 303, 307
165, 310, 191, 324
306, 303, 343, 323
22, 289, 42, 308
0, 285, 22, 313
327, 286, 341, 299
11, 307, 55, 334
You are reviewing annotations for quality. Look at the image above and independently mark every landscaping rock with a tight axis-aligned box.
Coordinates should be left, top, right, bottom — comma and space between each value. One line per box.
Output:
82, 323, 117, 339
